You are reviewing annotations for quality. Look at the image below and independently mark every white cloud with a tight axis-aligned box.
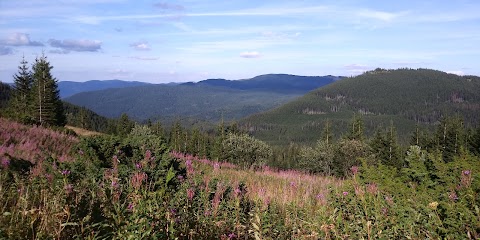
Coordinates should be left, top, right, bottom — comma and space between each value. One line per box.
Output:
1, 33, 43, 46
130, 41, 151, 51
240, 51, 261, 58
446, 70, 464, 76
49, 39, 102, 52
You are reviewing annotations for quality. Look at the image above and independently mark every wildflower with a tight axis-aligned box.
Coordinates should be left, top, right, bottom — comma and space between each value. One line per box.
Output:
350, 165, 359, 175
385, 196, 394, 205
127, 203, 134, 211
234, 187, 242, 198
45, 173, 54, 183
228, 233, 236, 239
78, 150, 84, 155
342, 191, 348, 196
448, 191, 458, 201
111, 181, 119, 188
1, 157, 10, 169
61, 170, 71, 175
290, 181, 297, 188
64, 184, 73, 194
135, 163, 141, 169
381, 207, 388, 216
130, 172, 148, 190
366, 183, 378, 195
213, 162, 220, 171
187, 188, 195, 201
316, 194, 324, 200
462, 170, 471, 176
428, 201, 439, 210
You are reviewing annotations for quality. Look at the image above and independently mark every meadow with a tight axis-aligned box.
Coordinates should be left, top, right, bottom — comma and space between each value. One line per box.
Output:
1, 117, 479, 239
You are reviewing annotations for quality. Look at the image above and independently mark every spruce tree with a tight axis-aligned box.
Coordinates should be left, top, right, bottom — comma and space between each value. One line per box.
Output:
9, 55, 34, 123
31, 53, 65, 126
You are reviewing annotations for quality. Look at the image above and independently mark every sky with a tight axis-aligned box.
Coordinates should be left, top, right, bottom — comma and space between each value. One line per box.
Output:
0, 0, 479, 83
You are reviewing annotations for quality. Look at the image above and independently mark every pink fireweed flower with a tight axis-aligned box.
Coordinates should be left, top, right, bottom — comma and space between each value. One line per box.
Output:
213, 162, 220, 171
350, 166, 359, 175
0, 157, 10, 169
61, 170, 71, 175
64, 184, 73, 194
135, 163, 142, 169
290, 181, 297, 188
366, 183, 378, 195
187, 188, 195, 201
342, 191, 349, 196
462, 170, 471, 176
228, 233, 236, 239
130, 172, 148, 190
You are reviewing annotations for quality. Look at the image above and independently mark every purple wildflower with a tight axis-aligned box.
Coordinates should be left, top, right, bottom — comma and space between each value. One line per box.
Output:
228, 233, 236, 239
128, 203, 134, 211
1, 157, 10, 169
187, 188, 195, 200
61, 170, 70, 175
342, 191, 348, 196
462, 170, 471, 176
135, 163, 142, 169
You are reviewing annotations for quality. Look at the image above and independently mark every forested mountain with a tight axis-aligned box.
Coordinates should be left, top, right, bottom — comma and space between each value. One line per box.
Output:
64, 74, 339, 123
241, 68, 480, 145
188, 74, 340, 93
58, 80, 151, 98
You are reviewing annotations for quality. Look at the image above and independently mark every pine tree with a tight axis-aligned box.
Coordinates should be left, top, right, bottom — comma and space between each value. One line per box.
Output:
9, 55, 34, 123
31, 53, 65, 126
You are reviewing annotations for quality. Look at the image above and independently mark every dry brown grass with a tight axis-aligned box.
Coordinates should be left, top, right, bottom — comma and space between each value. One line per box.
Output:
65, 125, 103, 137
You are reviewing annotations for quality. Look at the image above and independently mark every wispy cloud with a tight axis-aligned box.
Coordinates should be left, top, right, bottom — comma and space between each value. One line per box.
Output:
1, 33, 43, 46
153, 2, 185, 11
48, 39, 102, 52
0, 46, 14, 55
357, 9, 408, 22
130, 41, 151, 51
129, 56, 159, 61
240, 51, 261, 58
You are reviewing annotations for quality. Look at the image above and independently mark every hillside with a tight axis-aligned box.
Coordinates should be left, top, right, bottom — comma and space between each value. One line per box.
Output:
58, 79, 151, 98
241, 68, 480, 145
64, 74, 338, 123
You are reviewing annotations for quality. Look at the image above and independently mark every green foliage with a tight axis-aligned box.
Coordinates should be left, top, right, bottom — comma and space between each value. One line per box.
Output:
223, 133, 273, 168
369, 124, 403, 168
333, 139, 370, 176
299, 140, 335, 174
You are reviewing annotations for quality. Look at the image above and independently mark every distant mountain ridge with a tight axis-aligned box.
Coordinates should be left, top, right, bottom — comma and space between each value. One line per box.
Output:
64, 74, 340, 123
187, 74, 341, 93
58, 80, 151, 98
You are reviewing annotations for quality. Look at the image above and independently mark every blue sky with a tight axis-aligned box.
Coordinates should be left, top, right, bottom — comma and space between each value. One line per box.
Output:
1, 0, 479, 83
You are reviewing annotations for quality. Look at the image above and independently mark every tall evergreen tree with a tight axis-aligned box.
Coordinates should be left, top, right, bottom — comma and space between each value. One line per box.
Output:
31, 53, 65, 126
346, 114, 365, 141
9, 55, 34, 123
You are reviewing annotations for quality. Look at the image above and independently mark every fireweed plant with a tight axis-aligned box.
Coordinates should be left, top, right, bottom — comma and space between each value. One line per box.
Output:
1, 118, 479, 239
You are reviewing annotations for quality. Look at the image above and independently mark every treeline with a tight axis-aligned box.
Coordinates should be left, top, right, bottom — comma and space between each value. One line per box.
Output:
100, 113, 480, 177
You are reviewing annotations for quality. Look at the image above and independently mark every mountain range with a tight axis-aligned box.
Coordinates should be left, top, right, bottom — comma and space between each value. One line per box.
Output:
63, 74, 340, 123
58, 80, 151, 98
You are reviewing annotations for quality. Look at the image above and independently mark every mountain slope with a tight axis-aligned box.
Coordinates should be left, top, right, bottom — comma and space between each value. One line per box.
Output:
241, 69, 480, 145
58, 80, 151, 98
64, 74, 339, 123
